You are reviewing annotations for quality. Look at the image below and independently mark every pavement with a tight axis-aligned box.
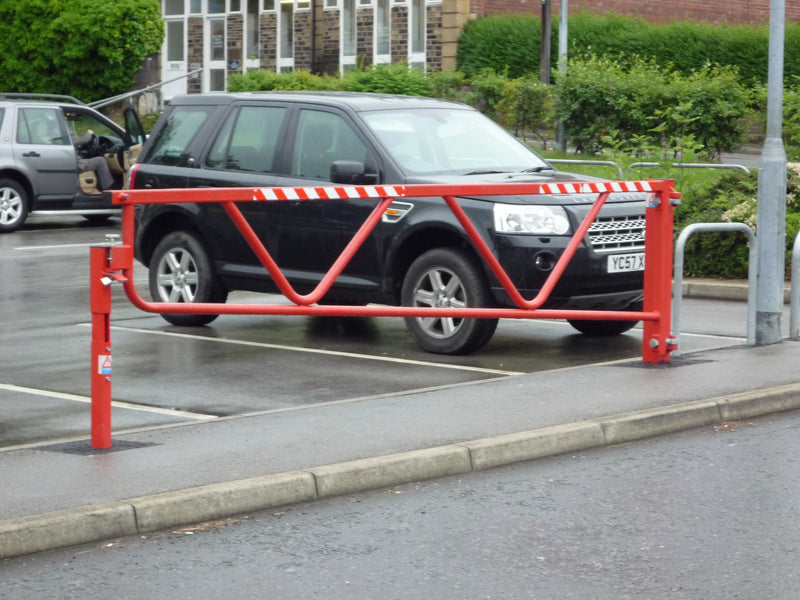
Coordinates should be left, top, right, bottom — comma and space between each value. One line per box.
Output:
2, 278, 800, 560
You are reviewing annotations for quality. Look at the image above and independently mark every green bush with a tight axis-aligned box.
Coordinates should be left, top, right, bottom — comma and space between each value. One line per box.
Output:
228, 69, 344, 91
555, 55, 747, 158
784, 80, 800, 161
674, 169, 800, 279
0, 0, 163, 102
457, 12, 800, 86
229, 63, 435, 96
341, 62, 432, 96
457, 15, 541, 79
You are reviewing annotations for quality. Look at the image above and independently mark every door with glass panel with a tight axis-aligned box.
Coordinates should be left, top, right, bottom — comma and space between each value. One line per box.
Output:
162, 0, 188, 99
207, 15, 227, 91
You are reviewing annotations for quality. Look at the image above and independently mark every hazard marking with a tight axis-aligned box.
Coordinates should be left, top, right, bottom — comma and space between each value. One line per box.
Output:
253, 185, 402, 202
98, 355, 112, 375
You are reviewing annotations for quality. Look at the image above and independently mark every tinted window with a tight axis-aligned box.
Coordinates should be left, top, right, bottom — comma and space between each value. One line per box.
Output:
291, 109, 368, 180
206, 105, 285, 172
145, 106, 214, 166
17, 107, 69, 145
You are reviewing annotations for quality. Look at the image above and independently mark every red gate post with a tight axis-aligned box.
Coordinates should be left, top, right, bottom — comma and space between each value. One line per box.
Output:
642, 184, 680, 363
90, 245, 113, 449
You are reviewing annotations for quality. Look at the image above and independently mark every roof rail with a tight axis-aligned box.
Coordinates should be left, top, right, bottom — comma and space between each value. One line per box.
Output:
0, 92, 86, 105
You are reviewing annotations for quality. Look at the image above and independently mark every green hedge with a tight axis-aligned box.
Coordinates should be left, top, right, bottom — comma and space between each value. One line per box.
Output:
555, 55, 748, 158
675, 169, 800, 280
457, 12, 800, 86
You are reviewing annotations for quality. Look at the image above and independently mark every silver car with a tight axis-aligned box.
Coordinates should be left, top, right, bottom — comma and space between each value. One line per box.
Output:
0, 93, 145, 232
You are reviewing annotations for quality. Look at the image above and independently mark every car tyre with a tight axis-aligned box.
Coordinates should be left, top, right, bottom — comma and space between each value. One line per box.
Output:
402, 247, 498, 355
0, 179, 29, 233
567, 301, 641, 336
149, 230, 228, 326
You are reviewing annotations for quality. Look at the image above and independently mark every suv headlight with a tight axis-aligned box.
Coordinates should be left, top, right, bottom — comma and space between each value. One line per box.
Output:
493, 204, 570, 235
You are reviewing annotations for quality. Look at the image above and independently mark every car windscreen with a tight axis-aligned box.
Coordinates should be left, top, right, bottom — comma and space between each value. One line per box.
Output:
361, 107, 550, 176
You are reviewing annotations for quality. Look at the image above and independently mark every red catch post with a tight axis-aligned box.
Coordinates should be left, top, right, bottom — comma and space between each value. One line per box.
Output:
90, 245, 113, 448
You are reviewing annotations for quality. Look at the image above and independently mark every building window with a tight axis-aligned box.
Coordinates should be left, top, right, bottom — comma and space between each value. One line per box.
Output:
280, 0, 294, 59
166, 20, 185, 62
208, 0, 226, 13
411, 0, 424, 54
246, 0, 260, 59
164, 0, 184, 15
376, 0, 390, 57
190, 0, 202, 13
342, 0, 356, 57
263, 0, 276, 10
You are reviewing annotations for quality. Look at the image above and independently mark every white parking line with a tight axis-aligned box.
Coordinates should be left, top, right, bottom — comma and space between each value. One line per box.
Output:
104, 324, 525, 376
0, 382, 218, 420
13, 243, 99, 251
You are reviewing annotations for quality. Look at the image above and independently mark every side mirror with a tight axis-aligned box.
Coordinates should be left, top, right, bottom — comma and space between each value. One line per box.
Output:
330, 160, 378, 185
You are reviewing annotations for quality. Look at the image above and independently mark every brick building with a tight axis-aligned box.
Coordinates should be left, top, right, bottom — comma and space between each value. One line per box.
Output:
158, 0, 793, 99
478, 0, 800, 25
159, 0, 468, 98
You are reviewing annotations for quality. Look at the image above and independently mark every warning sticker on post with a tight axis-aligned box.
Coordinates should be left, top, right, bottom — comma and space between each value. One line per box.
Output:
98, 355, 112, 375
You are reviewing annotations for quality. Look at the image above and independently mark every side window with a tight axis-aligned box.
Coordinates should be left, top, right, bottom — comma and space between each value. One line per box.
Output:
144, 106, 214, 166
63, 110, 120, 144
206, 105, 285, 172
17, 107, 69, 145
291, 110, 368, 180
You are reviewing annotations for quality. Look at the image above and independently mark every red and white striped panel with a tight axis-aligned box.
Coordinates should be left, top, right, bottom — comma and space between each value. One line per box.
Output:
253, 185, 404, 201
542, 180, 654, 195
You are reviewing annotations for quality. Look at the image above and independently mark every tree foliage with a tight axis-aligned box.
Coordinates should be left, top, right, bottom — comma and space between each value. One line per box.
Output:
0, 0, 163, 102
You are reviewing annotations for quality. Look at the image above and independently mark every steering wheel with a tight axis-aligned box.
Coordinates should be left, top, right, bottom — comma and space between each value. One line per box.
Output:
76, 132, 100, 159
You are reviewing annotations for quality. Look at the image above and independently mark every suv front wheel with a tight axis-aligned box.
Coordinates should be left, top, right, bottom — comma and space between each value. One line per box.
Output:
401, 247, 498, 355
0, 179, 28, 233
149, 230, 228, 326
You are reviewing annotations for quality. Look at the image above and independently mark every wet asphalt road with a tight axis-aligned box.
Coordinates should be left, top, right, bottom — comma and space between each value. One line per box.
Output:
1, 215, 750, 448
3, 401, 799, 599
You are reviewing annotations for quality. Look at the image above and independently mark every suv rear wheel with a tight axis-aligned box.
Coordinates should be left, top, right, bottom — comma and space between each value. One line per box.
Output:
567, 301, 641, 336
401, 247, 498, 355
0, 179, 28, 233
149, 230, 228, 326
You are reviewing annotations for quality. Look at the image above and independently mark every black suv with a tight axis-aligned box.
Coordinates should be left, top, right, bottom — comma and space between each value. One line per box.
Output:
132, 92, 647, 354
0, 93, 146, 232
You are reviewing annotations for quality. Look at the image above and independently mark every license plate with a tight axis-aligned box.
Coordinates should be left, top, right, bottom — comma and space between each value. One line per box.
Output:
607, 252, 645, 273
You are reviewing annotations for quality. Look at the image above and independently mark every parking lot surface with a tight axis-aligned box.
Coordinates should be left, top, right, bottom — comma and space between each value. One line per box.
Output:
2, 216, 798, 558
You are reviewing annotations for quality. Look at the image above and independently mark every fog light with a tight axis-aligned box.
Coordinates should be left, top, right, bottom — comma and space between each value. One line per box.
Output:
534, 251, 557, 271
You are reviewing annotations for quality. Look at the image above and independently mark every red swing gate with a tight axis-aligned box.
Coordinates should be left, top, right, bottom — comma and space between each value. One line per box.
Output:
90, 179, 680, 448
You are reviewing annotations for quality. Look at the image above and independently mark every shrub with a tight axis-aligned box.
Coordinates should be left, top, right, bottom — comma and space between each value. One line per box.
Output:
342, 63, 432, 96
457, 11, 800, 86
457, 15, 541, 79
554, 56, 747, 158
228, 69, 343, 91
675, 169, 800, 279
0, 0, 164, 102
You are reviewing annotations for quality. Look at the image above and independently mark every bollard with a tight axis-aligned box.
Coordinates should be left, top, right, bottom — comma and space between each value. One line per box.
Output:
90, 245, 113, 449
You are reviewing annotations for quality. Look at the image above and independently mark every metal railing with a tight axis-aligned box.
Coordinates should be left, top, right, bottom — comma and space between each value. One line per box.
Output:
672, 223, 758, 356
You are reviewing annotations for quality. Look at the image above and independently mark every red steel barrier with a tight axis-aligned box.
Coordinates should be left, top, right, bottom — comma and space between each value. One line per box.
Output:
90, 180, 679, 448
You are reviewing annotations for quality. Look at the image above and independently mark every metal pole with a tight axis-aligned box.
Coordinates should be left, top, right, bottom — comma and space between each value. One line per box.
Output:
540, 0, 552, 85
755, 0, 787, 344
556, 0, 568, 152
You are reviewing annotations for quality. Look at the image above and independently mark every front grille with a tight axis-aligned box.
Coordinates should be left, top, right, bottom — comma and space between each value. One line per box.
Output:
587, 215, 646, 253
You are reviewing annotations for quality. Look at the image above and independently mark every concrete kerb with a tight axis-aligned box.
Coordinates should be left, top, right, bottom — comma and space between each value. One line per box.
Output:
3, 383, 800, 560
